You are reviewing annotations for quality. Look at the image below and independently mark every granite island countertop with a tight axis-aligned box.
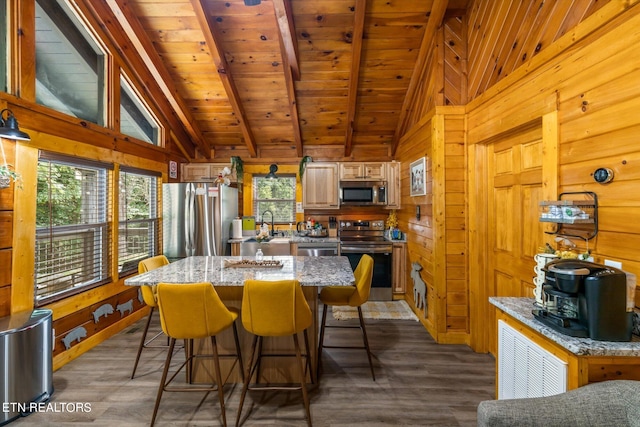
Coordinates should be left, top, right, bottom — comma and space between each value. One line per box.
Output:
490, 297, 640, 357
125, 255, 355, 287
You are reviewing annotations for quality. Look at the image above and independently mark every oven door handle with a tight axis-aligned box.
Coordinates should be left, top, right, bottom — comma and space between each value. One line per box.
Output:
341, 245, 392, 254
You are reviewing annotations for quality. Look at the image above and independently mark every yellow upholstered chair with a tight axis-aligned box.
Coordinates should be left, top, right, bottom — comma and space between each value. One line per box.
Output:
318, 254, 375, 380
236, 279, 313, 427
152, 282, 243, 427
131, 255, 170, 379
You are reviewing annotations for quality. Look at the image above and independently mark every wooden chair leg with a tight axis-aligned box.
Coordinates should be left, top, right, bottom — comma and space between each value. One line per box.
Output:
210, 336, 227, 427
293, 334, 312, 427
236, 335, 259, 427
232, 323, 244, 382
131, 307, 154, 379
357, 306, 375, 381
303, 329, 314, 384
317, 303, 329, 377
151, 337, 176, 426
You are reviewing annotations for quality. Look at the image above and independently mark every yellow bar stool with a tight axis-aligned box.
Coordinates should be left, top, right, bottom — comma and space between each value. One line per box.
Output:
131, 255, 170, 379
151, 282, 244, 427
318, 254, 375, 380
236, 279, 313, 427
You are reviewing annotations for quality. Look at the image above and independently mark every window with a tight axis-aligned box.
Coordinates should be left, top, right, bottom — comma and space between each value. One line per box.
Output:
120, 75, 161, 145
35, 0, 105, 125
0, 0, 6, 93
118, 167, 160, 277
252, 175, 296, 224
35, 152, 112, 305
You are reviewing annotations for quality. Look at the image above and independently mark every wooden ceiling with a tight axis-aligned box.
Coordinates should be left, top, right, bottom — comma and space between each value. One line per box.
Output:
105, 0, 467, 162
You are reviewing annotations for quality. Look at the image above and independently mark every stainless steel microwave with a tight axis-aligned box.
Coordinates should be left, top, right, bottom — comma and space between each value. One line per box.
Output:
339, 181, 387, 206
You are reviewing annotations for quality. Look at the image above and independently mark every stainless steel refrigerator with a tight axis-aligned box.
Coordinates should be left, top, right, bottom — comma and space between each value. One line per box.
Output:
163, 183, 238, 260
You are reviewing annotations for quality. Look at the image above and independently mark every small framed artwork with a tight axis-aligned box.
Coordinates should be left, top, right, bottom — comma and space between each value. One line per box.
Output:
410, 157, 426, 196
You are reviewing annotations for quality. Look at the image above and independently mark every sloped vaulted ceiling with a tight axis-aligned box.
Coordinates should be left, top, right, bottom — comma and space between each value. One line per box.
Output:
105, 0, 468, 162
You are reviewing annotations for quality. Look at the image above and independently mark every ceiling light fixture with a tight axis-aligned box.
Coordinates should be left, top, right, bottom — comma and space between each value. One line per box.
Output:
0, 109, 31, 141
244, 0, 261, 6
265, 164, 278, 179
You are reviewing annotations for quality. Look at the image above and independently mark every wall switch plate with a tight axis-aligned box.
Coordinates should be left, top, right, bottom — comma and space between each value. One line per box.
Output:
296, 202, 303, 213
604, 259, 622, 269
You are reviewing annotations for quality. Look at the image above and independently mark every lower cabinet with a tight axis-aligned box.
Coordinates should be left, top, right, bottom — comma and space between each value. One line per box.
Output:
392, 242, 406, 296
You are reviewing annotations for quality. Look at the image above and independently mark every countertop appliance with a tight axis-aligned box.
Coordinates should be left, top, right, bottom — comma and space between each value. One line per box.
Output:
339, 181, 387, 206
532, 259, 632, 341
163, 183, 238, 259
339, 220, 392, 301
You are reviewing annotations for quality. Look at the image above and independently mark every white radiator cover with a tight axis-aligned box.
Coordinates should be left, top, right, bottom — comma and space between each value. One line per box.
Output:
498, 320, 567, 399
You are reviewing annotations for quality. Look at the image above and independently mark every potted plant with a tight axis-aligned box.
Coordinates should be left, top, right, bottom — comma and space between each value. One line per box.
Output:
230, 156, 243, 191
0, 142, 20, 189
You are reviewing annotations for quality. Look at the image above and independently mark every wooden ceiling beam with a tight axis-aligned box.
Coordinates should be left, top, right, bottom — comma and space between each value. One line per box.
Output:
273, 0, 300, 81
344, 0, 366, 158
101, 0, 211, 160
391, 0, 449, 156
273, 0, 302, 157
191, 0, 258, 158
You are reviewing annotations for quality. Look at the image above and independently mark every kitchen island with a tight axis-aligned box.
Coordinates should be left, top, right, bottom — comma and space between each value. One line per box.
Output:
125, 256, 355, 383
490, 297, 640, 395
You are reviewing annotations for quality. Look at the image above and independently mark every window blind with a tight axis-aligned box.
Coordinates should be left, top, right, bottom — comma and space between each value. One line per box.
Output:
118, 167, 160, 277
35, 153, 112, 305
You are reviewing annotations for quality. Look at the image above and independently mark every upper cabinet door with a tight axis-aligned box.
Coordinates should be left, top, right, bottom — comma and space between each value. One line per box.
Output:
339, 162, 386, 180
302, 163, 339, 209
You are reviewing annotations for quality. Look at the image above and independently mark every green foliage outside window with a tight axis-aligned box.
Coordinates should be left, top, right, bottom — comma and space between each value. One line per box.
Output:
253, 176, 296, 223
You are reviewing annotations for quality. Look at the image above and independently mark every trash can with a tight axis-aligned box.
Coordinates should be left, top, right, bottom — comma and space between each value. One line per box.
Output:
0, 309, 53, 425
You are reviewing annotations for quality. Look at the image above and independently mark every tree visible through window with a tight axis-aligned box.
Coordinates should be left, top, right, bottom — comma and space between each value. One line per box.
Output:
118, 168, 159, 276
253, 175, 296, 224
35, 153, 112, 305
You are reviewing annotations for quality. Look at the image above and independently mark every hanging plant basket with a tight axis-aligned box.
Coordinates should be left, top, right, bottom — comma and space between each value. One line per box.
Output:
0, 141, 21, 189
0, 173, 10, 189
230, 156, 244, 191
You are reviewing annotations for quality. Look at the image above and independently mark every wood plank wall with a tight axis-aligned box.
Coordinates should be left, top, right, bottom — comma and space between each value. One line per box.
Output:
466, 0, 610, 99
464, 0, 640, 352
395, 107, 468, 345
0, 139, 15, 317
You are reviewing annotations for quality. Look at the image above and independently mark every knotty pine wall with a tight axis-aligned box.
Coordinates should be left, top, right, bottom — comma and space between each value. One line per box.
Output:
0, 139, 15, 318
464, 0, 640, 352
395, 108, 467, 345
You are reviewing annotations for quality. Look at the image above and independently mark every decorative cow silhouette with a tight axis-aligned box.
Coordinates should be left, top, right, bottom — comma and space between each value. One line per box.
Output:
411, 262, 427, 317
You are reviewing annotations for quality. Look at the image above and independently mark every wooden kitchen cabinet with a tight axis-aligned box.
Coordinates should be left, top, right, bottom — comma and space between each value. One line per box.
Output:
181, 163, 231, 182
302, 163, 339, 209
392, 242, 406, 295
386, 161, 401, 209
339, 162, 386, 181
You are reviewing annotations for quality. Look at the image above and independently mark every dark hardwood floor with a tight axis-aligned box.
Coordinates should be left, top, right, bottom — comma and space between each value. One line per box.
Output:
17, 306, 495, 426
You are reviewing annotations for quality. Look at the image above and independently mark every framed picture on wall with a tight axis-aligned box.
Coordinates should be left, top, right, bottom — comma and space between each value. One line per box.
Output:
410, 157, 426, 196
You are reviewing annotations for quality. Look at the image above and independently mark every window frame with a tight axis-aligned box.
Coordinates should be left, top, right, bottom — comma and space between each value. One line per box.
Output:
252, 174, 297, 225
34, 0, 107, 125
34, 152, 113, 306
119, 73, 163, 145
117, 166, 161, 277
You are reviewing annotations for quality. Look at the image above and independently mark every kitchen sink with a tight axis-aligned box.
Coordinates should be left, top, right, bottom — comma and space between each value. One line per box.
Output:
240, 238, 291, 256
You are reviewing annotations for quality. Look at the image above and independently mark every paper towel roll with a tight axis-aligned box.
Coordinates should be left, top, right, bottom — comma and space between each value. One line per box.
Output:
232, 218, 243, 239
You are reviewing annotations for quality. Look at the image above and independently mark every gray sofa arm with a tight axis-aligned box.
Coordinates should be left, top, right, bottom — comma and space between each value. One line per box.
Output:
477, 380, 640, 427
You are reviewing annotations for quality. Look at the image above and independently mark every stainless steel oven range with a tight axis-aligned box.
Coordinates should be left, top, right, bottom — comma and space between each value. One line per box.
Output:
339, 220, 392, 301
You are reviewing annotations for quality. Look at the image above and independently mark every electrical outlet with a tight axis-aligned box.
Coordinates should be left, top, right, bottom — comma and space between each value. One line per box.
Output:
604, 259, 622, 269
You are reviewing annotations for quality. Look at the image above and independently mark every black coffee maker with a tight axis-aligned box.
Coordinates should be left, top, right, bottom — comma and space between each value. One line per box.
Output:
532, 259, 632, 341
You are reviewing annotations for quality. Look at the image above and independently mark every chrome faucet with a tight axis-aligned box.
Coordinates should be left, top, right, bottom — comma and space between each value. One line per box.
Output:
261, 210, 274, 236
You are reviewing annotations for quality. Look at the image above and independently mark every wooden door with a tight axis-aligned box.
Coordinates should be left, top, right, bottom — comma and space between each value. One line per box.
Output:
486, 126, 546, 353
